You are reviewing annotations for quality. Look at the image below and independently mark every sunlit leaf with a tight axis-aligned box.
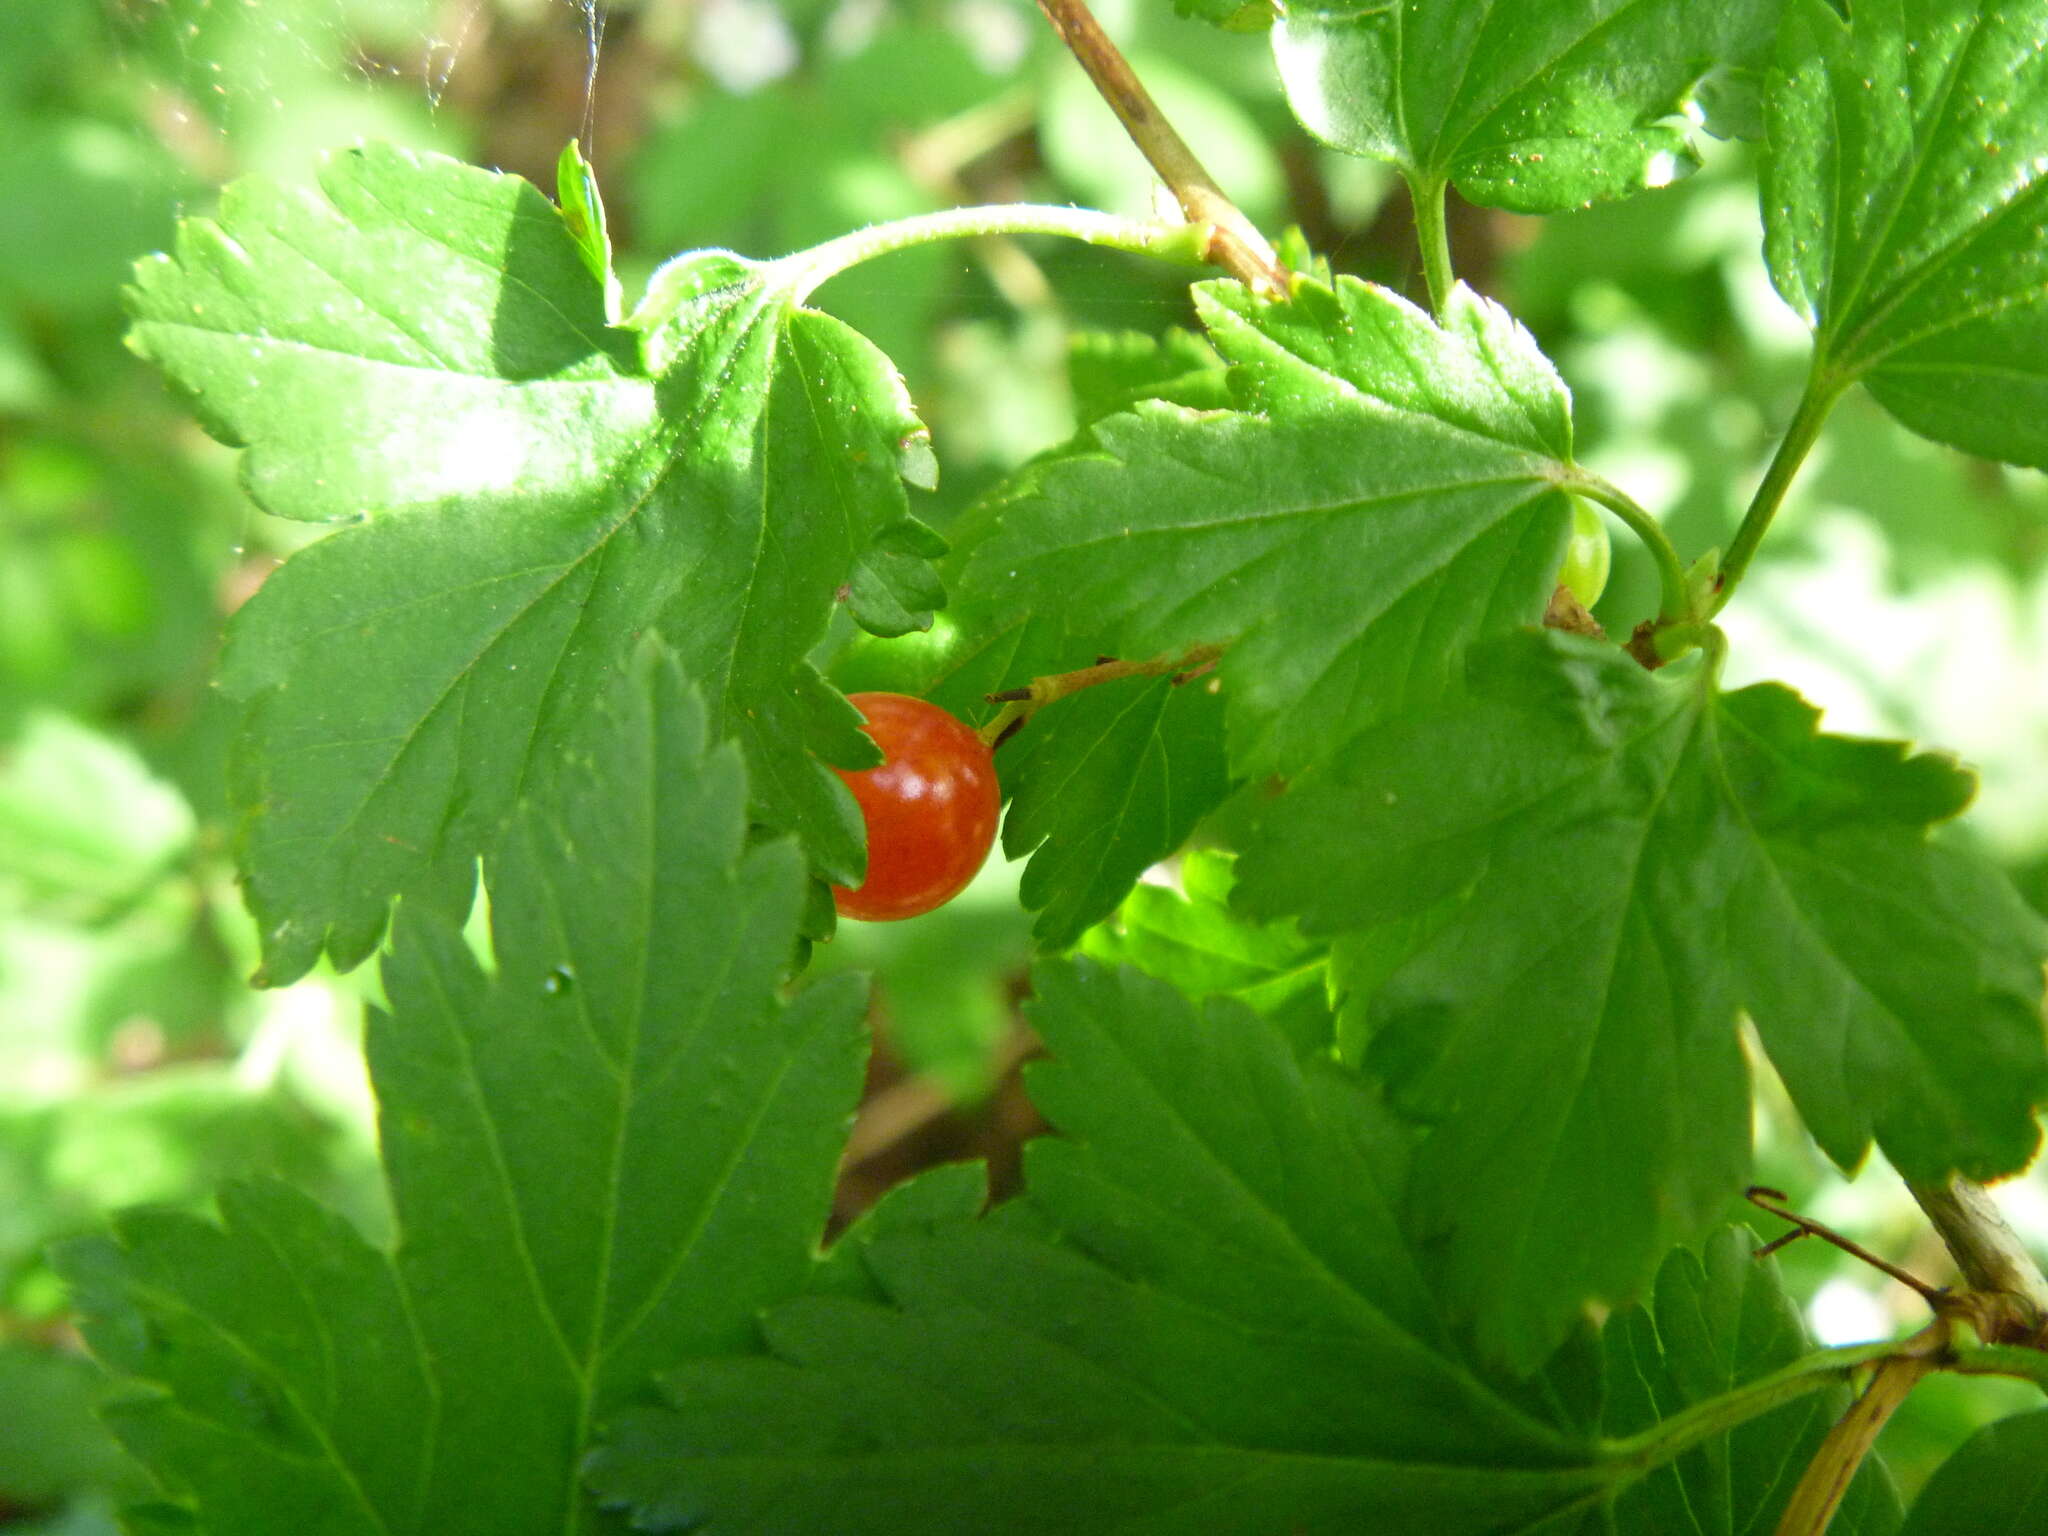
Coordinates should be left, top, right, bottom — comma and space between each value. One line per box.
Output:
131, 144, 939, 982
1272, 0, 1779, 211
1764, 0, 2048, 466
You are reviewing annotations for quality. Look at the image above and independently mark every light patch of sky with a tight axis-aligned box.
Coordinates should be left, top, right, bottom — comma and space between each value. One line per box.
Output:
1805, 1275, 1893, 1346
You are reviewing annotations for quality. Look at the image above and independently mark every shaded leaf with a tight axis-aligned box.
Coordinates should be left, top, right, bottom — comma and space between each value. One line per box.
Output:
1602, 1227, 1902, 1535
1896, 1408, 2048, 1534
1001, 673, 1232, 949
589, 960, 1617, 1534
1236, 630, 2047, 1366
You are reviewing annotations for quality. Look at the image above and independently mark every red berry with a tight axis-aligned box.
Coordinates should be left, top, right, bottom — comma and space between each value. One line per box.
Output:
831, 692, 1000, 922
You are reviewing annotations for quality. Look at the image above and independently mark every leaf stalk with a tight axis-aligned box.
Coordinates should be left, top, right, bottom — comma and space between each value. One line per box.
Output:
1600, 1336, 1903, 1476
1411, 175, 1456, 318
778, 205, 1212, 302
1712, 364, 1847, 616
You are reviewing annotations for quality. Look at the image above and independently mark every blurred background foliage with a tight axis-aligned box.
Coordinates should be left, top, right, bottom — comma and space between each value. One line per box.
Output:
0, 0, 2044, 1527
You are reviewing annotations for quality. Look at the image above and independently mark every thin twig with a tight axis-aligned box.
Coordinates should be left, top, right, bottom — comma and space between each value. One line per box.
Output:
1745, 1186, 1947, 1305
1032, 0, 1289, 295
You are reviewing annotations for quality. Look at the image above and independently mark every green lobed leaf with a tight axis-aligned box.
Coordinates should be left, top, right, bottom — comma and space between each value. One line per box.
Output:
0, 1342, 142, 1507
589, 958, 1621, 1534
1270, 0, 1780, 213
1895, 1407, 2048, 1534
54, 642, 872, 1533
1236, 630, 2048, 1367
0, 712, 193, 923
1065, 327, 1230, 429
134, 143, 939, 982
1080, 848, 1333, 1053
1763, 0, 2048, 466
1240, 632, 1751, 1368
1714, 683, 2048, 1182
589, 966, 1915, 1534
964, 276, 1576, 782
1171, 0, 1276, 35
1601, 1227, 1901, 1535
1082, 848, 1325, 1009
1000, 673, 1233, 950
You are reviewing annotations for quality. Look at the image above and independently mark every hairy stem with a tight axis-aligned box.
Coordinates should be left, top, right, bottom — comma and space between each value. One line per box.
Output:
1411, 174, 1455, 317
1907, 1175, 2048, 1343
1032, 0, 1289, 294
1949, 1340, 2048, 1392
979, 644, 1224, 747
1713, 364, 1846, 616
1563, 471, 1691, 624
1602, 1338, 1901, 1477
779, 204, 1210, 301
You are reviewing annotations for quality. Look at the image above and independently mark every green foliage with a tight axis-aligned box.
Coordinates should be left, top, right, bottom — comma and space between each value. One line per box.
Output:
14, 0, 2048, 1529
968, 277, 1575, 780
1000, 672, 1231, 947
0, 713, 192, 920
1080, 848, 1329, 1043
139, 142, 942, 982
1237, 630, 2046, 1365
1601, 1228, 1902, 1534
1895, 1408, 2048, 1534
57, 646, 870, 1531
1271, 0, 1780, 210
0, 1344, 140, 1508
1764, 0, 2048, 466
586, 964, 1899, 1534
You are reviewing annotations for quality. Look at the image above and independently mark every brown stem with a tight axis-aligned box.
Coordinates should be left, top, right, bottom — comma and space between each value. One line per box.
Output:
1745, 1186, 1947, 1305
1773, 1336, 1945, 1536
1906, 1175, 2048, 1345
1031, 0, 1289, 295
979, 643, 1224, 748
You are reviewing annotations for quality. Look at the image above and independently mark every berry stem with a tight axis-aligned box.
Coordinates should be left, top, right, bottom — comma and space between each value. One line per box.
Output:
1561, 471, 1691, 625
979, 643, 1225, 747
